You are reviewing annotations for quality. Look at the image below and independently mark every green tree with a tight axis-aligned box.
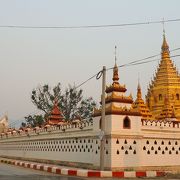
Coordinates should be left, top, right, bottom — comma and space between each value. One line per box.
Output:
24, 115, 44, 128
30, 83, 96, 121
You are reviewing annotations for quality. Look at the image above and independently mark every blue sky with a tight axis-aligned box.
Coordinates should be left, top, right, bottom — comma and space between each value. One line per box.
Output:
0, 0, 180, 125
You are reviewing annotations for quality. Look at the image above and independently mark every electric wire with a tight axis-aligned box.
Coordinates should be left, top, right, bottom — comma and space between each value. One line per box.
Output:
120, 54, 180, 67
107, 47, 180, 71
74, 73, 99, 90
0, 18, 180, 29
75, 47, 180, 90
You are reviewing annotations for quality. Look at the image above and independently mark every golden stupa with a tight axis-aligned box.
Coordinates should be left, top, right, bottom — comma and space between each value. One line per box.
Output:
133, 82, 153, 120
146, 32, 180, 120
94, 55, 140, 117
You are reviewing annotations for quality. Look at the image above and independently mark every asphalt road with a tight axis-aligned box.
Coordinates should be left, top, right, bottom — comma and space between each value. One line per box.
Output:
0, 162, 88, 180
0, 162, 121, 180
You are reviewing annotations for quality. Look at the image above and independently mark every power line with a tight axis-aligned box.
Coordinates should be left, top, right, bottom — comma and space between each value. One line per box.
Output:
74, 47, 180, 92
171, 47, 180, 52
0, 18, 180, 29
122, 54, 180, 67
74, 73, 99, 90
107, 47, 180, 70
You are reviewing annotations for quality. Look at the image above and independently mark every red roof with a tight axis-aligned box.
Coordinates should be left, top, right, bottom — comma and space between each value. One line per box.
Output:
47, 99, 64, 125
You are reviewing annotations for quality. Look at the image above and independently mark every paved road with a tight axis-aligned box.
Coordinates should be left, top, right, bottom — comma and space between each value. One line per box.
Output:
0, 162, 121, 180
0, 162, 88, 180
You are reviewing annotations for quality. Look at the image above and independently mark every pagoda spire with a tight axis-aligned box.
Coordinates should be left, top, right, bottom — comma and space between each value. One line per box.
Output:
112, 46, 119, 83
105, 47, 127, 94
132, 80, 153, 120
137, 78, 142, 99
94, 47, 139, 117
161, 25, 170, 59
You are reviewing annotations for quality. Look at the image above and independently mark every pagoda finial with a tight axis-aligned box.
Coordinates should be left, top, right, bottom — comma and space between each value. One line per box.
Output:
162, 18, 165, 36
161, 18, 170, 57
112, 46, 119, 83
115, 45, 117, 65
162, 34, 169, 51
137, 78, 142, 99
138, 73, 140, 89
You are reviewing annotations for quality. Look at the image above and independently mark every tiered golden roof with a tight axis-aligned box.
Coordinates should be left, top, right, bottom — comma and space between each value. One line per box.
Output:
106, 62, 127, 94
94, 61, 140, 117
133, 82, 153, 120
157, 96, 176, 120
146, 33, 180, 120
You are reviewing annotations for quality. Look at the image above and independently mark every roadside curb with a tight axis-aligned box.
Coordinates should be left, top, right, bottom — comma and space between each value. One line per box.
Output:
0, 159, 166, 178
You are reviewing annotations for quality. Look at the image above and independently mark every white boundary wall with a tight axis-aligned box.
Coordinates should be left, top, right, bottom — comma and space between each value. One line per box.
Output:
1, 116, 180, 170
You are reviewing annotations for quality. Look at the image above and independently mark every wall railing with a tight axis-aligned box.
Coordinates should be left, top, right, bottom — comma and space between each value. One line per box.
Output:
141, 119, 180, 128
0, 120, 93, 139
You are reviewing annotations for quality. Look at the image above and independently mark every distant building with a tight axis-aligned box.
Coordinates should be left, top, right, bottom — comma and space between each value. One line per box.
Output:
0, 115, 8, 133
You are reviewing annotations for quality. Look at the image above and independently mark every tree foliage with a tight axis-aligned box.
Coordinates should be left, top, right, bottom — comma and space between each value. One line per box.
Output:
23, 115, 44, 128
30, 83, 96, 121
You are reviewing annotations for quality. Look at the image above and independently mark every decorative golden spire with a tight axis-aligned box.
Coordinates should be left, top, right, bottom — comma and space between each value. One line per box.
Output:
132, 80, 153, 120
161, 20, 170, 58
115, 45, 117, 65
137, 78, 142, 99
161, 33, 169, 53
113, 46, 119, 83
137, 75, 141, 97
106, 46, 127, 93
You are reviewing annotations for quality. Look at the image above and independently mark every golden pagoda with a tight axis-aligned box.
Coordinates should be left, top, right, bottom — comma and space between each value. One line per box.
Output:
133, 82, 153, 120
146, 32, 180, 120
94, 50, 140, 117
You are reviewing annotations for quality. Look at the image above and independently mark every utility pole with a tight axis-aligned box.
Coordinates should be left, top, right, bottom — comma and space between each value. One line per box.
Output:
100, 66, 106, 170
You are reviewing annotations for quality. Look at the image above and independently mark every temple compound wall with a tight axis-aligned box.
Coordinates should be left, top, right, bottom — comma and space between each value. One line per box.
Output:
94, 115, 180, 170
1, 115, 180, 170
0, 122, 101, 168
